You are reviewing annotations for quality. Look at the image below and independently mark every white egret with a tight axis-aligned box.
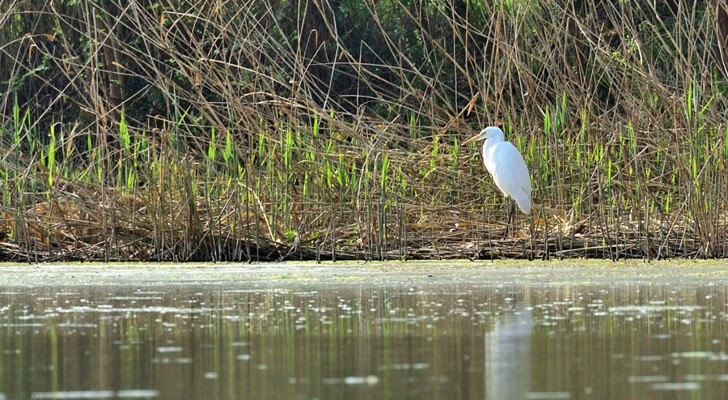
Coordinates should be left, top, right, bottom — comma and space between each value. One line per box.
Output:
463, 126, 532, 235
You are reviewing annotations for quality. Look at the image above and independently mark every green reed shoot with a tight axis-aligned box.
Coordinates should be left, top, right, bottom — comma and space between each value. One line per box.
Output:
450, 138, 459, 170
119, 114, 131, 152
324, 159, 333, 189
256, 130, 265, 161
312, 113, 319, 138
207, 126, 216, 162
223, 130, 233, 165
429, 135, 439, 170
338, 152, 348, 188
46, 123, 56, 187
283, 127, 293, 171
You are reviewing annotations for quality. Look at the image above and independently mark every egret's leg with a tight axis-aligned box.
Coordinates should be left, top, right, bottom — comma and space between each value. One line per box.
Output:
503, 199, 517, 239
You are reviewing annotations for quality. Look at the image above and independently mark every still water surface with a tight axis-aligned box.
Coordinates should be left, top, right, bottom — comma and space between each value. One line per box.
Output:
0, 263, 727, 399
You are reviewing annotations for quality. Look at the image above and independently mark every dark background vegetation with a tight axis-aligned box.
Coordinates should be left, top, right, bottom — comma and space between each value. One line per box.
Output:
1, 0, 727, 261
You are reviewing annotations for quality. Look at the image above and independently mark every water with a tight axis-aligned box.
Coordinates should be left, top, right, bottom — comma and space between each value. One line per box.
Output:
0, 263, 727, 399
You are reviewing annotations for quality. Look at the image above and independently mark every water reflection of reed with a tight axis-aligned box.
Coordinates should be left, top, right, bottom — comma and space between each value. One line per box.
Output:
1, 283, 727, 399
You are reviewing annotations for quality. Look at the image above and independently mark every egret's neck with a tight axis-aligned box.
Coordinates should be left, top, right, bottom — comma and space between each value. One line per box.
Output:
481, 138, 499, 172
482, 137, 502, 154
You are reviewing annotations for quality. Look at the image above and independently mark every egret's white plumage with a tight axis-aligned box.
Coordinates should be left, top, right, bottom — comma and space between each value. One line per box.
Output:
463, 126, 532, 214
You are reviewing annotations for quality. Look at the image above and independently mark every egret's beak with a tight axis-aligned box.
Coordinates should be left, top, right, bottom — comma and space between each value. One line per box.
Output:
462, 132, 483, 146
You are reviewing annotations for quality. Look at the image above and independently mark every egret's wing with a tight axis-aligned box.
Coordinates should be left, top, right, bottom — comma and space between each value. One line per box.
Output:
486, 142, 532, 214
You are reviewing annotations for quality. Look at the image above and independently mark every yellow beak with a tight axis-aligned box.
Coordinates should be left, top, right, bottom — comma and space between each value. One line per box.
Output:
462, 133, 483, 146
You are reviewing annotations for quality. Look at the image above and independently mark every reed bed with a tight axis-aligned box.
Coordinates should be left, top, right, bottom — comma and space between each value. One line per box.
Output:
0, 0, 727, 261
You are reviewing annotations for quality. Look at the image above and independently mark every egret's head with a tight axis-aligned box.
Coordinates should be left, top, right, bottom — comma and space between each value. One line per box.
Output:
463, 126, 504, 145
